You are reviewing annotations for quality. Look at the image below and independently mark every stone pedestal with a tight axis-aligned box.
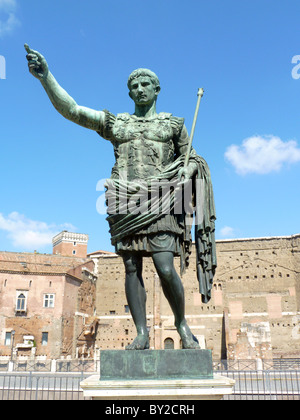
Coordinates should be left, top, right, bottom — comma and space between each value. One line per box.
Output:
80, 350, 235, 400
81, 374, 235, 400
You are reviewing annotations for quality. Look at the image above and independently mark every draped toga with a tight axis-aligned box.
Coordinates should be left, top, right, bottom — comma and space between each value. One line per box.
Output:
97, 110, 217, 303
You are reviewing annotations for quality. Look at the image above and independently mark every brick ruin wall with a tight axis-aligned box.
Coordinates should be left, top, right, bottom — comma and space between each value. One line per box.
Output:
94, 235, 300, 359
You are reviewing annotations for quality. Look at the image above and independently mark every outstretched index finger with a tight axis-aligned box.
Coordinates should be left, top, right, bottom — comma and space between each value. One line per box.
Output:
24, 43, 45, 63
24, 44, 42, 58
24, 43, 32, 54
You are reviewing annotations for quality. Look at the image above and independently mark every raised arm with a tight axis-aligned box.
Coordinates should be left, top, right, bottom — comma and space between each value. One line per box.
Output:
24, 44, 105, 131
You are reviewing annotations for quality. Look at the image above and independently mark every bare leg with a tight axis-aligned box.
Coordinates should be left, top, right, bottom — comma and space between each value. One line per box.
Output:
122, 252, 149, 350
152, 251, 199, 349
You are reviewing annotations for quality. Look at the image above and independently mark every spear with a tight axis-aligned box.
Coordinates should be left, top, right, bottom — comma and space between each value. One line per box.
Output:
183, 87, 204, 169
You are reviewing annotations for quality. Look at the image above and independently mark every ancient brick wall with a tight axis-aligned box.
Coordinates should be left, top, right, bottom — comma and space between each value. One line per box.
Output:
94, 234, 300, 359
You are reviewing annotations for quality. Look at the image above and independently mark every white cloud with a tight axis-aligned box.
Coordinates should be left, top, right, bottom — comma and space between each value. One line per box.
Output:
219, 226, 236, 238
0, 0, 20, 38
225, 135, 300, 175
0, 212, 76, 250
0, 0, 16, 10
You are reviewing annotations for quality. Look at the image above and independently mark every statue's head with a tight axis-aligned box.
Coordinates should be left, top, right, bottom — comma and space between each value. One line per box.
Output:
127, 68, 161, 104
127, 68, 160, 90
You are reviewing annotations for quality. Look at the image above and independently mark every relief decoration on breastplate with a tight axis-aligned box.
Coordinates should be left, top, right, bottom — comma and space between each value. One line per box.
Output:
111, 113, 175, 178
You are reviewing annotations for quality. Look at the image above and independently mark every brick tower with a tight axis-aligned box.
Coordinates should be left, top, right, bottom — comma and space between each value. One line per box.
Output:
52, 231, 89, 258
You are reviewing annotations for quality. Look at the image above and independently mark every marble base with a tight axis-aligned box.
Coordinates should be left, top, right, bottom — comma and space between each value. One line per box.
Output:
80, 374, 235, 400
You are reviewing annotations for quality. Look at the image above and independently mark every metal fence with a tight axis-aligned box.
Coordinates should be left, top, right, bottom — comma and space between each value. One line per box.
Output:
215, 359, 300, 400
221, 370, 300, 400
0, 359, 299, 400
0, 372, 91, 400
0, 359, 98, 373
213, 358, 300, 371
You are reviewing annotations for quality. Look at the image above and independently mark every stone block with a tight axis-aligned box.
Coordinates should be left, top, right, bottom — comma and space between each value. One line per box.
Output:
100, 349, 213, 380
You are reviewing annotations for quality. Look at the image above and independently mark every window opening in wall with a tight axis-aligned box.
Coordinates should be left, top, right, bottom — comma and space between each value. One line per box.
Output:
5, 332, 11, 346
16, 293, 26, 311
42, 332, 48, 346
43, 294, 55, 308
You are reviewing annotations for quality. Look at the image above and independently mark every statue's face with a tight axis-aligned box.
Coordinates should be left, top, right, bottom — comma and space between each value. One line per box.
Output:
129, 76, 160, 106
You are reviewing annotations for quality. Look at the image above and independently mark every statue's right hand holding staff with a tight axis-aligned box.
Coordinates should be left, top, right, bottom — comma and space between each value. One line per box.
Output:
24, 44, 104, 131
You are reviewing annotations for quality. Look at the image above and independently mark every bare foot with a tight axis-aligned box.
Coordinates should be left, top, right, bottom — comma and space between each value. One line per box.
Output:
126, 334, 150, 350
177, 320, 200, 349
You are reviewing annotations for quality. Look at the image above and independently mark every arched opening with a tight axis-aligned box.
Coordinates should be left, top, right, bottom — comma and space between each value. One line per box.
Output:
16, 293, 26, 311
164, 337, 174, 350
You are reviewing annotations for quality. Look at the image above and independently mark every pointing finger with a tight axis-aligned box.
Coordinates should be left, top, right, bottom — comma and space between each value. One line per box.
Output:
24, 43, 32, 54
24, 44, 39, 56
24, 44, 44, 60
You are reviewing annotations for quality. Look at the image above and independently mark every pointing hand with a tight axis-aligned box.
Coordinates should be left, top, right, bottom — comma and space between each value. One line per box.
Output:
25, 43, 49, 80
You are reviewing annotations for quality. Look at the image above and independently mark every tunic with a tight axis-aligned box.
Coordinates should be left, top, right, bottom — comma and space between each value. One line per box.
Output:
97, 110, 217, 303
97, 110, 191, 255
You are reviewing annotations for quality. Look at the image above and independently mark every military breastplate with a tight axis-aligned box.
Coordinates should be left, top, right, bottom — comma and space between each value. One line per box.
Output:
111, 113, 175, 180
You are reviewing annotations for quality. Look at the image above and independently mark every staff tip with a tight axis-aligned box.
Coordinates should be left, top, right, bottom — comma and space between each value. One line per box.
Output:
198, 87, 204, 97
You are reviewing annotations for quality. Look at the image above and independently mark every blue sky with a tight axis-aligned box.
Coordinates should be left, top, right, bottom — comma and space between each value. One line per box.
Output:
0, 0, 299, 254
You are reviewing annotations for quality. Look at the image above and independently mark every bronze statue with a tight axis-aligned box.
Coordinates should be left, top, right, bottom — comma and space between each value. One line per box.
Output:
25, 44, 217, 350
